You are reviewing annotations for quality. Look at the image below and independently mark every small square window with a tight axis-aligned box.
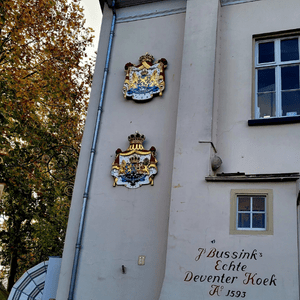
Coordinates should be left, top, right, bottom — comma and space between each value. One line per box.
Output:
255, 36, 300, 119
237, 196, 266, 230
230, 189, 273, 235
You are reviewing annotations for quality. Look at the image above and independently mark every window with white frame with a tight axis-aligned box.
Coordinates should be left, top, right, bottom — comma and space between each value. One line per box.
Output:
230, 189, 273, 235
237, 195, 266, 230
255, 36, 300, 119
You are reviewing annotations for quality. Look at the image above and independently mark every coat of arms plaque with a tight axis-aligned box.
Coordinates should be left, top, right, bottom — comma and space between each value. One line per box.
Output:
111, 132, 158, 189
123, 53, 167, 101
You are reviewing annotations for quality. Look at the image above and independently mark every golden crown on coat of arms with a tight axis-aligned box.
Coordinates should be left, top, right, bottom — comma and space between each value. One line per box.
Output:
127, 132, 145, 150
139, 52, 154, 63
128, 132, 145, 144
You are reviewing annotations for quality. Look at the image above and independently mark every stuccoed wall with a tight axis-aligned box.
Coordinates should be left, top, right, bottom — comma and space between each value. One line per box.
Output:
57, 1, 186, 299
159, 0, 300, 299
57, 0, 300, 299
55, 5, 114, 300
216, 0, 300, 174
160, 182, 299, 299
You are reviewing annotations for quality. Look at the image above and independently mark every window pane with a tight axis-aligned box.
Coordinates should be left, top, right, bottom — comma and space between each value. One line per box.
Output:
281, 65, 300, 90
238, 213, 250, 228
281, 38, 299, 62
238, 197, 250, 211
257, 92, 276, 118
252, 213, 265, 229
282, 90, 300, 116
258, 68, 275, 92
259, 42, 275, 63
253, 197, 265, 211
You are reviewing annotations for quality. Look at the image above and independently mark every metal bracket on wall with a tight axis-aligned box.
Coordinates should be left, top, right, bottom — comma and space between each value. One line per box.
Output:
198, 141, 217, 153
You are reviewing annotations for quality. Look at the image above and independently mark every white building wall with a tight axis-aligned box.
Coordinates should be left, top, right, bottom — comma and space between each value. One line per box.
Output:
57, 0, 300, 299
57, 1, 186, 299
217, 0, 300, 174
56, 5, 115, 300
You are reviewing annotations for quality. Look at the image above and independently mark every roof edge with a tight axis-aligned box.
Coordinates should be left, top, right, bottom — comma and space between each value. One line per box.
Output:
100, 0, 169, 10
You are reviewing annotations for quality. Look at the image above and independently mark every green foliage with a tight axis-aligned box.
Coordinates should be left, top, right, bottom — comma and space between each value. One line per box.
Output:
0, 284, 8, 300
0, 0, 95, 291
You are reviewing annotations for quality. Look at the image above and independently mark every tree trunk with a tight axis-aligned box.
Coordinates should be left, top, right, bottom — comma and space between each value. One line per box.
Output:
7, 250, 18, 292
7, 217, 21, 293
